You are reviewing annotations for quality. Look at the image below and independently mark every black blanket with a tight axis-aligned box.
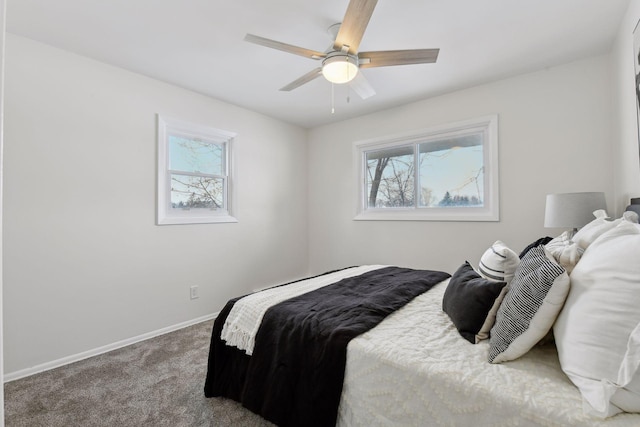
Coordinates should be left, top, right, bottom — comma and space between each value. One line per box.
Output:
204, 266, 450, 427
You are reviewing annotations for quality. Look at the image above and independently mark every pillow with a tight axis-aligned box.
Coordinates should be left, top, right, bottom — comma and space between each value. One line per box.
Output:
442, 262, 507, 344
477, 240, 520, 283
518, 236, 553, 259
545, 231, 583, 274
572, 210, 639, 251
554, 221, 640, 418
488, 245, 569, 363
476, 286, 509, 342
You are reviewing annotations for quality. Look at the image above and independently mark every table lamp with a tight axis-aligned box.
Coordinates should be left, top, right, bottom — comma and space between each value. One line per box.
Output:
544, 192, 607, 235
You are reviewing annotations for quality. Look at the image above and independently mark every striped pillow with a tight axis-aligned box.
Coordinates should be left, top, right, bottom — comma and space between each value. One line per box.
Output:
488, 245, 570, 363
477, 240, 520, 283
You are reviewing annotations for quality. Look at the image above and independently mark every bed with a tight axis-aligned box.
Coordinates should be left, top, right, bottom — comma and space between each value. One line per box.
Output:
337, 280, 639, 426
204, 212, 640, 427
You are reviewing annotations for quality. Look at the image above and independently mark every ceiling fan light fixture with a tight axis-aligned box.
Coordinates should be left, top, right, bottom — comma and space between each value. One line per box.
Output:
322, 53, 358, 84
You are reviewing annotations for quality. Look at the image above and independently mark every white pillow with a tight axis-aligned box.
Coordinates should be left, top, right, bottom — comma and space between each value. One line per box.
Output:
572, 210, 638, 250
488, 245, 569, 363
554, 221, 640, 418
477, 240, 520, 283
545, 231, 583, 274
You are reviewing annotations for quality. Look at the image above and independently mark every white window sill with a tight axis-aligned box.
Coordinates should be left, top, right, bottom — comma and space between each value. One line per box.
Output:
157, 214, 238, 225
354, 208, 498, 222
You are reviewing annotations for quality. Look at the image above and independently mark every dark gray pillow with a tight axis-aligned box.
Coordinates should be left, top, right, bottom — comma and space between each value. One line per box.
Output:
519, 236, 553, 258
443, 262, 507, 344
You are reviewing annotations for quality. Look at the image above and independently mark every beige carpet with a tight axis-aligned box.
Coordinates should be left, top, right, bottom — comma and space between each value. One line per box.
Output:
4, 320, 274, 426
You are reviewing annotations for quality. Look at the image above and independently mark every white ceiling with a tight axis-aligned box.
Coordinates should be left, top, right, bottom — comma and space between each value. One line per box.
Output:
6, 0, 630, 129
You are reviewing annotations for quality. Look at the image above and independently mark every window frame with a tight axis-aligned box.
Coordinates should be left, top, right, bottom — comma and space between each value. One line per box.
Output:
353, 115, 499, 222
157, 115, 237, 225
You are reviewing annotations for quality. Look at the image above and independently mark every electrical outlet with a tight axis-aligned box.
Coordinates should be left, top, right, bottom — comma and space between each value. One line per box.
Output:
190, 285, 199, 300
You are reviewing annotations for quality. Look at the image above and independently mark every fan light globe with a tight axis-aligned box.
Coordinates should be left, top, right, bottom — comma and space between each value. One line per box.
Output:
322, 54, 358, 84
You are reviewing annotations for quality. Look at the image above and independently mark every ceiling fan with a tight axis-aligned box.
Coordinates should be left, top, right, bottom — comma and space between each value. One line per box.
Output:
244, 0, 439, 100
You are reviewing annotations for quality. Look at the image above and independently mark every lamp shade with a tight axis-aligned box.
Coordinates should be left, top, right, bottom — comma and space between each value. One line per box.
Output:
544, 192, 607, 229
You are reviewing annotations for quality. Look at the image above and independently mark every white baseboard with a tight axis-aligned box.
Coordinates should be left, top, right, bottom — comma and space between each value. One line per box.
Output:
4, 312, 219, 383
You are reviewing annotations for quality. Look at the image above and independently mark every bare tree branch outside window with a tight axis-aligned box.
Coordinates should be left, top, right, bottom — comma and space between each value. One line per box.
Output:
366, 144, 484, 209
367, 153, 414, 208
169, 137, 225, 210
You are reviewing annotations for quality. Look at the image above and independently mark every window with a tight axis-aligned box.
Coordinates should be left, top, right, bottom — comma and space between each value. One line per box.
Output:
354, 115, 499, 221
157, 115, 237, 225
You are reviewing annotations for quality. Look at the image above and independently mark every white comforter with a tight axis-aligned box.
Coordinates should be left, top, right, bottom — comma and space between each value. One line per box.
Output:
338, 280, 640, 427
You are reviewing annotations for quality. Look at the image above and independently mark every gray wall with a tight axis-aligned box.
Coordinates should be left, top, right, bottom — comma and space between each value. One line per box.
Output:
612, 0, 640, 214
307, 55, 613, 275
3, 35, 309, 375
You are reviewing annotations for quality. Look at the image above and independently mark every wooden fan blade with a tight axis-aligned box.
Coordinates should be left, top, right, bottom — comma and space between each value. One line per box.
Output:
358, 49, 439, 68
245, 34, 326, 60
349, 72, 376, 99
334, 0, 378, 55
280, 68, 323, 91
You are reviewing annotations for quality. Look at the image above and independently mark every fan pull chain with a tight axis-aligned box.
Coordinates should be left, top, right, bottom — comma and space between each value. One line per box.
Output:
346, 59, 351, 104
331, 83, 335, 114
